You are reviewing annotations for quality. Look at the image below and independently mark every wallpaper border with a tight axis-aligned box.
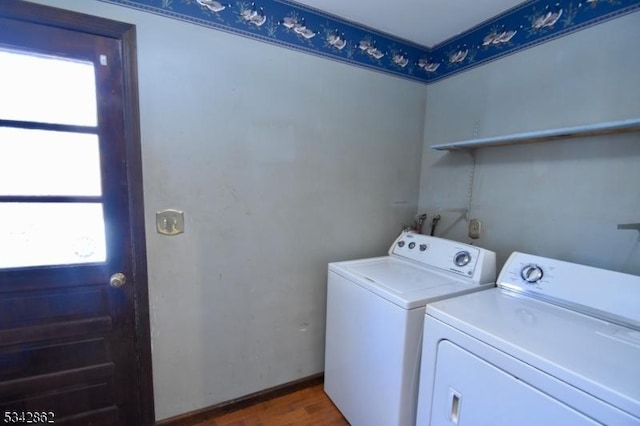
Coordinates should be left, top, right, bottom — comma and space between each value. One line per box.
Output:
98, 0, 640, 84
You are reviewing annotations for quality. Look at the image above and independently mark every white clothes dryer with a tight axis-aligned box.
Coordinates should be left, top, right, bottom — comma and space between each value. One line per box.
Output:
416, 252, 640, 425
324, 232, 496, 426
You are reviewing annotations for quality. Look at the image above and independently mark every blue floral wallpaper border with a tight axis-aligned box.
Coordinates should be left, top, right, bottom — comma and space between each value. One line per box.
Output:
98, 0, 640, 84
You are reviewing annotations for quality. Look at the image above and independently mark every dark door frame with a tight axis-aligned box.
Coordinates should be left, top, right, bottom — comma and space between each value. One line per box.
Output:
0, 1, 154, 424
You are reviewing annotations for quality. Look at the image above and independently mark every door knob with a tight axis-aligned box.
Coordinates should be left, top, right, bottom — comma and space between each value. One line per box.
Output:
109, 272, 127, 288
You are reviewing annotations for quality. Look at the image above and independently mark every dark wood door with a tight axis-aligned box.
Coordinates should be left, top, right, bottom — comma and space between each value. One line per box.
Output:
0, 2, 152, 425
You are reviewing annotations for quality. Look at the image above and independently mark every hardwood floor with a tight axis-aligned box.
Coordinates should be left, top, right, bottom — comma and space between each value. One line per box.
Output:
193, 383, 349, 426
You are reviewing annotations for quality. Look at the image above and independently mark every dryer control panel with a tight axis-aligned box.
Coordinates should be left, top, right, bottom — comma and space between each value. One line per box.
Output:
390, 232, 496, 284
498, 252, 640, 329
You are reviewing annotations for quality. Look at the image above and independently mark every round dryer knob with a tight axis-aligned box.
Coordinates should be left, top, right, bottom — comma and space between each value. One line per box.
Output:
408, 242, 416, 249
521, 264, 544, 283
419, 244, 427, 252
454, 251, 471, 267
397, 241, 405, 247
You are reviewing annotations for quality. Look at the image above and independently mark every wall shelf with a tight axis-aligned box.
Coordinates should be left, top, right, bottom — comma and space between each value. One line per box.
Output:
431, 118, 640, 151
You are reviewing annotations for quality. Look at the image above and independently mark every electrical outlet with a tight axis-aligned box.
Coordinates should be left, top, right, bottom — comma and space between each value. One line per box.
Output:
156, 209, 184, 235
468, 218, 482, 239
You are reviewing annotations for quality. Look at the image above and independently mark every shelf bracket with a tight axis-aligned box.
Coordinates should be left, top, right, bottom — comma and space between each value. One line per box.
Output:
618, 223, 640, 231
617, 223, 640, 233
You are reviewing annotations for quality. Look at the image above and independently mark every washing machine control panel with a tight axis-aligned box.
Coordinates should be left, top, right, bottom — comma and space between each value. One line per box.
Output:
498, 252, 640, 328
391, 232, 496, 283
454, 250, 472, 267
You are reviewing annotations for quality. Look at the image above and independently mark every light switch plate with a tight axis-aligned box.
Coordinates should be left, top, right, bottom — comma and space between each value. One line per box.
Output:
156, 209, 184, 235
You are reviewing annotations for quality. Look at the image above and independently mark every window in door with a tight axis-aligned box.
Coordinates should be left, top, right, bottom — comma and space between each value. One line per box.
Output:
0, 49, 107, 269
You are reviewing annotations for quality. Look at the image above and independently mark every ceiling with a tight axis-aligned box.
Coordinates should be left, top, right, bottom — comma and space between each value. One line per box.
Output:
293, 0, 526, 47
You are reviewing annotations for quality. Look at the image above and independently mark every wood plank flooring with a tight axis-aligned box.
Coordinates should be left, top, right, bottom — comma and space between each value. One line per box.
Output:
193, 383, 349, 426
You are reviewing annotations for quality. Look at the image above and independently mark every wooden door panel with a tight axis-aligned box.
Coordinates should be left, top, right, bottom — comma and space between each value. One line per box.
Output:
2, 382, 114, 417
0, 318, 113, 347
0, 282, 118, 422
0, 363, 114, 400
0, 288, 107, 326
0, 338, 108, 380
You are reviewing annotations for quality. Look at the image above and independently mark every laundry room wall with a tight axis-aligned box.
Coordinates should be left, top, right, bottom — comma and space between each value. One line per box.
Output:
418, 11, 640, 275
29, 0, 426, 420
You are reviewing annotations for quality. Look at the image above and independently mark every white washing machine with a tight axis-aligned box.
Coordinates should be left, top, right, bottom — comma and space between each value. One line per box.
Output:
324, 232, 497, 426
416, 252, 640, 425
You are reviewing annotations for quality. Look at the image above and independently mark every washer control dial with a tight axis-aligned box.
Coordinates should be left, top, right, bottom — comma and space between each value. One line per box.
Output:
408, 242, 416, 249
521, 264, 544, 283
419, 244, 427, 252
454, 251, 472, 267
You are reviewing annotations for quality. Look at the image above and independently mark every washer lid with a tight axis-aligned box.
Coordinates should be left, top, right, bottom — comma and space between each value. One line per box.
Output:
331, 257, 490, 309
426, 289, 640, 419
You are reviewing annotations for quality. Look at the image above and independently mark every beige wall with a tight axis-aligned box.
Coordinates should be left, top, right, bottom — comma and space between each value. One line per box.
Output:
419, 11, 640, 275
